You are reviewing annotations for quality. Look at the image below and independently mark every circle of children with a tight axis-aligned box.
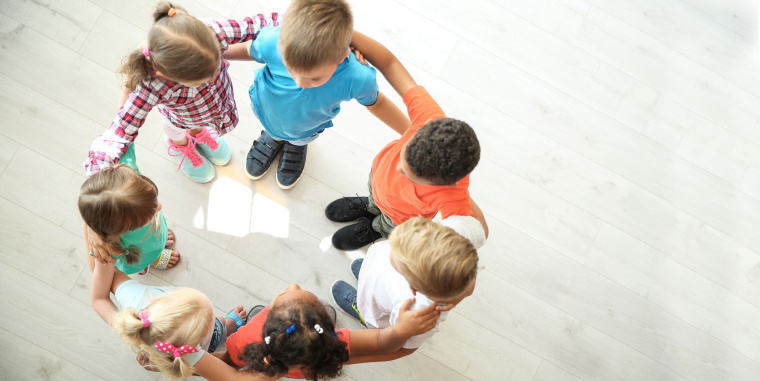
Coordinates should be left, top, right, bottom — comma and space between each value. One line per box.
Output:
79, 1, 489, 380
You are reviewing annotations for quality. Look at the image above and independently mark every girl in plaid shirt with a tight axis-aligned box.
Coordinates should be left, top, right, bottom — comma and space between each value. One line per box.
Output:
84, 2, 277, 183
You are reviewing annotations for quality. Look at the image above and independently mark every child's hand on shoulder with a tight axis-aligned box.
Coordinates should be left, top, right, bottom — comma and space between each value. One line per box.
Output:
394, 297, 439, 337
350, 47, 368, 66
84, 223, 117, 264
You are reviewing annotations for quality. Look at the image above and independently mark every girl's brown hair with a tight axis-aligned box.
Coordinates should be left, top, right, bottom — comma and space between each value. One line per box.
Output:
112, 288, 214, 380
120, 2, 221, 91
78, 164, 159, 263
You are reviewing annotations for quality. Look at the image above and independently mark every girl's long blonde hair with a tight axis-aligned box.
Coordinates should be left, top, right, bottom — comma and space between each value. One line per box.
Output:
120, 2, 221, 91
112, 288, 214, 379
78, 164, 159, 263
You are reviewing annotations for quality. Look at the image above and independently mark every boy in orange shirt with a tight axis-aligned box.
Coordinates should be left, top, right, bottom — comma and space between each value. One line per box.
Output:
325, 32, 488, 250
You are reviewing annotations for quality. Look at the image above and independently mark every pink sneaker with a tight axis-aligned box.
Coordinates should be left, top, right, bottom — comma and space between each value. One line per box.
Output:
165, 135, 215, 183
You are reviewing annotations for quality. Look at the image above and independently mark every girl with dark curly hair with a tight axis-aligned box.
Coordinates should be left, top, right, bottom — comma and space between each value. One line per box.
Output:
220, 283, 439, 380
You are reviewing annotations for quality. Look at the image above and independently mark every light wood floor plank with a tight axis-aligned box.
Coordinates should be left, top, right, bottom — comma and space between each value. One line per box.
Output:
0, 328, 104, 381
510, 132, 760, 307
405, 0, 660, 132
461, 271, 686, 380
0, 13, 120, 125
0, 0, 102, 51
0, 197, 84, 293
1, 0, 757, 379
444, 37, 760, 256
0, 263, 155, 380
0, 134, 19, 175
0, 146, 86, 234
573, 6, 760, 147
584, 0, 760, 98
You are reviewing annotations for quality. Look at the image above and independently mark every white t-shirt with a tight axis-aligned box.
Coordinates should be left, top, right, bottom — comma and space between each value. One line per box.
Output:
439, 215, 487, 249
357, 241, 446, 349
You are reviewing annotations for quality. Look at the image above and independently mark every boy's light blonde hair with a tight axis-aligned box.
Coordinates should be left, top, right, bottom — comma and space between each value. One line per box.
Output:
389, 217, 478, 300
112, 288, 213, 380
279, 0, 353, 71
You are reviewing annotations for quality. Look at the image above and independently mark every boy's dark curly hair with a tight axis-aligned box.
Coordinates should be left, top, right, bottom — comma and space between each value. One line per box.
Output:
405, 118, 480, 185
240, 297, 349, 380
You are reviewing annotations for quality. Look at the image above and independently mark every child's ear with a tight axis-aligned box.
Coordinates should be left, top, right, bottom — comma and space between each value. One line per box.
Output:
340, 48, 350, 62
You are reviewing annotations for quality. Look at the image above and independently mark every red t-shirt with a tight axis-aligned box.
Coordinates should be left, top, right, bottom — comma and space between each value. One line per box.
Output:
371, 86, 473, 224
225, 306, 351, 379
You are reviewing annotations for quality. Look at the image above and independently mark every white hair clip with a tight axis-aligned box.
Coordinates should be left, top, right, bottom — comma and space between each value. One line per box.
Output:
314, 324, 324, 334
264, 336, 271, 345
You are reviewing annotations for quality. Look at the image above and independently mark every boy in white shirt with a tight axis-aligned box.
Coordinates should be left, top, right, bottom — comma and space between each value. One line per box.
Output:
331, 217, 479, 361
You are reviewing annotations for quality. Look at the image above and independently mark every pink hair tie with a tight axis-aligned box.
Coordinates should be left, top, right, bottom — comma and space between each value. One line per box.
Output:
138, 309, 151, 328
142, 48, 150, 59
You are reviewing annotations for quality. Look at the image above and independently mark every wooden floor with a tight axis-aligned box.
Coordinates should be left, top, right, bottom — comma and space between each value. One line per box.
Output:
1, 0, 759, 380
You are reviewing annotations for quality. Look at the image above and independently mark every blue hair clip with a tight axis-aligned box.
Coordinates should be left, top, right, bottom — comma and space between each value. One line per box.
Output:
286, 324, 296, 334
332, 331, 337, 337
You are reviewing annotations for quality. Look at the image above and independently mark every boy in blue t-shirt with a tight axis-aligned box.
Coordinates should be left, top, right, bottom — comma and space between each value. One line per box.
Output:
229, 0, 409, 189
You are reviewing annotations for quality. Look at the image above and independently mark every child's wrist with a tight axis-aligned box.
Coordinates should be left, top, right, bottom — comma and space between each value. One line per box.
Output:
390, 323, 410, 338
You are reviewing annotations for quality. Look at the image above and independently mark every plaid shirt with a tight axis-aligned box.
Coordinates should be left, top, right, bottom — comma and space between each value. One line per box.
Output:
84, 14, 279, 176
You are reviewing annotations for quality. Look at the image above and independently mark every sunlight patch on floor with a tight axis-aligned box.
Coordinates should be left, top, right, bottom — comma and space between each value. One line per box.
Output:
206, 177, 254, 237
250, 193, 290, 238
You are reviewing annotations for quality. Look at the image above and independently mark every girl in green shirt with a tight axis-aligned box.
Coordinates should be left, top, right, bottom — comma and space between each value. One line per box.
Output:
79, 145, 180, 274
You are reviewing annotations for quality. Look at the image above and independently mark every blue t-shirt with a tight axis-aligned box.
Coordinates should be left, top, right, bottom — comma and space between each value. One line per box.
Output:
248, 26, 379, 141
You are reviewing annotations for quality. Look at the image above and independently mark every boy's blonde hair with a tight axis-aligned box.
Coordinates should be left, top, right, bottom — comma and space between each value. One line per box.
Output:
279, 0, 353, 71
389, 217, 478, 300
112, 288, 213, 380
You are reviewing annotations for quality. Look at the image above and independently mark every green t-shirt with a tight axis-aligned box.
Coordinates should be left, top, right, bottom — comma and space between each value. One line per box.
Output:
115, 212, 168, 274
113, 144, 168, 274
119, 144, 140, 173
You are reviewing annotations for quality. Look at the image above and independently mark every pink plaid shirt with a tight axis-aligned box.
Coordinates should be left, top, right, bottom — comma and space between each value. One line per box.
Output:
84, 14, 278, 176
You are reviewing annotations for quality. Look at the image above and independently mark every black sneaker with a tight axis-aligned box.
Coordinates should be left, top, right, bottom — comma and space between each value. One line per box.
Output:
350, 258, 363, 281
245, 305, 265, 324
246, 130, 283, 180
331, 217, 383, 251
331, 280, 367, 327
325, 196, 376, 222
276, 142, 307, 189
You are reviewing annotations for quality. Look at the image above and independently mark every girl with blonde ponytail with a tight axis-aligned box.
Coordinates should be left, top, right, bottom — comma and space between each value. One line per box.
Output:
87, 257, 249, 380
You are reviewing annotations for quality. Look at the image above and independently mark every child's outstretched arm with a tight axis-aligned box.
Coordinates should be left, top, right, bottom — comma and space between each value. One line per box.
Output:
88, 254, 118, 324
348, 297, 439, 358
194, 353, 277, 381
214, 13, 278, 61
351, 31, 417, 98
225, 41, 254, 60
469, 197, 489, 238
365, 91, 411, 135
